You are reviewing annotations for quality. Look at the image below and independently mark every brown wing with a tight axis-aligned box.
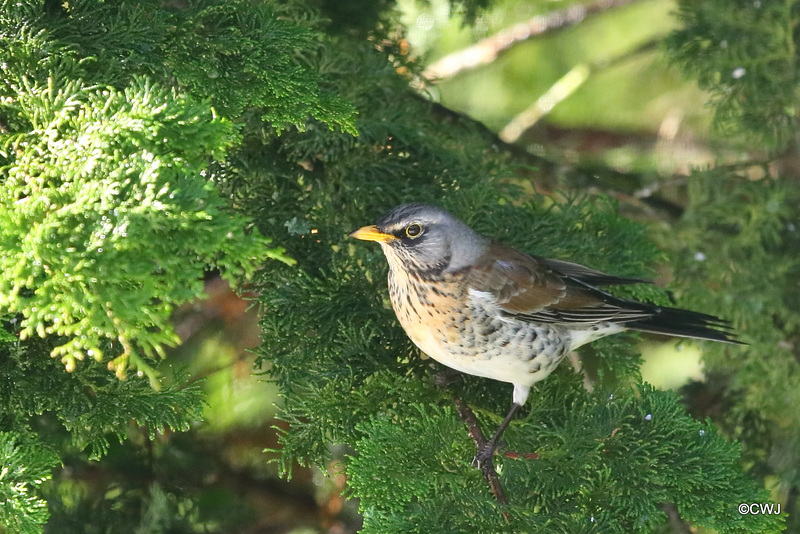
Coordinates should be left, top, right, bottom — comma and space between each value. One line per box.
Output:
533, 256, 650, 286
465, 242, 652, 326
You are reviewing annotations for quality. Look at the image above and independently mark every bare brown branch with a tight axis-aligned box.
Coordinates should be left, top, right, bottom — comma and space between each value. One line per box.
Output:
423, 0, 650, 82
452, 396, 510, 519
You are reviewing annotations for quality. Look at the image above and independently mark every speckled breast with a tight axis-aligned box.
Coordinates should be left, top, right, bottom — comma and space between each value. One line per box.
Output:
386, 265, 570, 388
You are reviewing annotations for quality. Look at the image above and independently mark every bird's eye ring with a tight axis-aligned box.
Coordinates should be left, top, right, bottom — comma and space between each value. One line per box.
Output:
405, 223, 423, 238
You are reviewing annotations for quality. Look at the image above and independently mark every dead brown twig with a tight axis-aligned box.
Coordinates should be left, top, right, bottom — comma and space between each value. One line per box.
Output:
423, 0, 650, 82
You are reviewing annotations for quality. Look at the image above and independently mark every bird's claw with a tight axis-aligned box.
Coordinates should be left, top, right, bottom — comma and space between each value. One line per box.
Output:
472, 439, 506, 469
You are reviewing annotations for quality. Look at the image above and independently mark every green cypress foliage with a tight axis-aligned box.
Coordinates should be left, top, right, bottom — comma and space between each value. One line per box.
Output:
666, 1, 800, 527
666, 0, 800, 149
348, 382, 773, 533
0, 433, 58, 534
1, 77, 269, 383
0, 0, 794, 531
662, 170, 800, 530
0, 0, 352, 529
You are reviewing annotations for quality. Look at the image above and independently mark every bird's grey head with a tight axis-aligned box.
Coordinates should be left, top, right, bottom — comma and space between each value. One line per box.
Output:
350, 203, 488, 274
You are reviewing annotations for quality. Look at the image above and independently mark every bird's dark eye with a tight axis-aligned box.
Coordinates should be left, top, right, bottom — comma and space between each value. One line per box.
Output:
405, 223, 423, 238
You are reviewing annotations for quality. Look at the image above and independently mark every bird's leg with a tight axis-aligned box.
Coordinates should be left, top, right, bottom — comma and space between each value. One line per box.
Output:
473, 402, 520, 468
453, 397, 510, 506
434, 368, 464, 388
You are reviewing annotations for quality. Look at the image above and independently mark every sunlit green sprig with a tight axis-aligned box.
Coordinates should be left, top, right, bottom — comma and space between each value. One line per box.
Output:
0, 433, 59, 534
0, 77, 289, 385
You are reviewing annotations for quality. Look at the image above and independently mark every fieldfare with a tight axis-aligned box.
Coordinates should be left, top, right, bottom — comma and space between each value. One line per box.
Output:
350, 203, 739, 466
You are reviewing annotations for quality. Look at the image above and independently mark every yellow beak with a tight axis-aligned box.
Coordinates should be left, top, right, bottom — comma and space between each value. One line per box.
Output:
349, 225, 396, 243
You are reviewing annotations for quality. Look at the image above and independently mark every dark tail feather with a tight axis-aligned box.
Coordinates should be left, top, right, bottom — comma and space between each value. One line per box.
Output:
629, 305, 744, 345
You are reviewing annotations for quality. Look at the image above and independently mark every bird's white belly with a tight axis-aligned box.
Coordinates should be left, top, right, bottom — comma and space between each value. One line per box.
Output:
390, 279, 569, 389
421, 337, 558, 386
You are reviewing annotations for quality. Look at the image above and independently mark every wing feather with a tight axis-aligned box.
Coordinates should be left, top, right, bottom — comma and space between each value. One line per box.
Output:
465, 242, 651, 327
463, 242, 740, 344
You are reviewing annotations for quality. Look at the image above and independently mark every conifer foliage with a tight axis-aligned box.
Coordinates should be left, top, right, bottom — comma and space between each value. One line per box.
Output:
666, 0, 800, 149
1, 77, 265, 384
0, 0, 795, 532
1, 0, 349, 530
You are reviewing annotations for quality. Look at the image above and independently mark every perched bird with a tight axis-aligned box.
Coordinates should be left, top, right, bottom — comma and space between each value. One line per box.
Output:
350, 203, 739, 466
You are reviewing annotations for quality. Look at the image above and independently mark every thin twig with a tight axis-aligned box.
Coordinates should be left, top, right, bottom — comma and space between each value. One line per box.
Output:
499, 40, 659, 142
503, 451, 540, 460
176, 355, 246, 391
423, 0, 650, 82
452, 396, 511, 518
415, 95, 692, 221
499, 64, 591, 143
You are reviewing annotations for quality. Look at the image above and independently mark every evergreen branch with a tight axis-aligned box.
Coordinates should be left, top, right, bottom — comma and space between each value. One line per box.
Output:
666, 0, 800, 148
415, 93, 694, 221
61, 375, 206, 459
0, 76, 269, 379
0, 432, 60, 533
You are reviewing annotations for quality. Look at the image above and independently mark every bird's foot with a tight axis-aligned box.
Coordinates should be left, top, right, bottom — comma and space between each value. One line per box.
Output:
472, 438, 506, 470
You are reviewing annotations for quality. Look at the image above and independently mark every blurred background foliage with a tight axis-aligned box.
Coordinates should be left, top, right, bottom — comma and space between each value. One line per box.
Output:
0, 0, 798, 532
